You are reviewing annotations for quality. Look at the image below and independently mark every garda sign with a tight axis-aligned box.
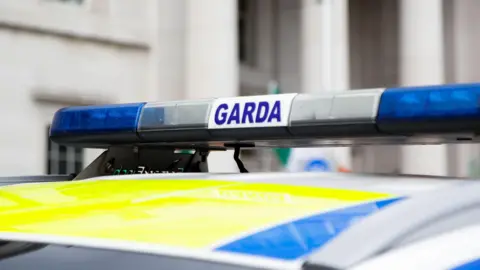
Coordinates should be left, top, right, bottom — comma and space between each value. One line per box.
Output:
208, 94, 297, 129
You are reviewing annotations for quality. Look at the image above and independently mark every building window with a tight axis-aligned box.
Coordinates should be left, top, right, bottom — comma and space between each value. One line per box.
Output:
238, 0, 256, 66
47, 126, 84, 175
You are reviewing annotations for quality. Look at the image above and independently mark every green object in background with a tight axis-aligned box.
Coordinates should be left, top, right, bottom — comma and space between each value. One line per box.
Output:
269, 81, 291, 167
174, 149, 195, 154
275, 148, 291, 167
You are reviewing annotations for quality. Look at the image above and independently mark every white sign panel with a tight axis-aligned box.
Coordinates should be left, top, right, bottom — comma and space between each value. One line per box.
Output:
208, 94, 297, 129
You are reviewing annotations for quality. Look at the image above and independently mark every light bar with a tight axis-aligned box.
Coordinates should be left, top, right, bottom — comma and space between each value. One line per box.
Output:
377, 83, 480, 134
50, 103, 145, 146
138, 99, 213, 142
49, 83, 480, 148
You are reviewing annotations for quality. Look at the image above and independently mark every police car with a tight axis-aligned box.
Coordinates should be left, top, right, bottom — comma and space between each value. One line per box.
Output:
0, 83, 480, 270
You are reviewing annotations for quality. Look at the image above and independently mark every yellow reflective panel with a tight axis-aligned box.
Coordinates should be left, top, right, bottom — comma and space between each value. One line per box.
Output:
0, 179, 393, 249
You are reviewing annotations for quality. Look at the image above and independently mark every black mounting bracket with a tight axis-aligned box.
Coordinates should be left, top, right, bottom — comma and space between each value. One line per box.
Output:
234, 146, 249, 173
75, 146, 210, 180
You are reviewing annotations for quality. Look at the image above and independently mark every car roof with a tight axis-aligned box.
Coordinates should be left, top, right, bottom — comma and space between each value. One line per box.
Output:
0, 172, 474, 269
350, 224, 480, 270
86, 172, 468, 195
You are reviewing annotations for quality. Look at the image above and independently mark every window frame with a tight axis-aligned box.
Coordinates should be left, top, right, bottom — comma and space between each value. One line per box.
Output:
238, 0, 257, 66
46, 125, 84, 175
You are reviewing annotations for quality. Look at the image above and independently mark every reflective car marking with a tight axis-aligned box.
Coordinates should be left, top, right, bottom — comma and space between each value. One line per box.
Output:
0, 179, 397, 259
215, 197, 402, 260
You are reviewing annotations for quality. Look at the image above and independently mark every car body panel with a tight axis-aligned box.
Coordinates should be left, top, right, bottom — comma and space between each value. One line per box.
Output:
90, 172, 467, 196
0, 233, 298, 270
0, 173, 471, 267
303, 182, 480, 270
0, 177, 401, 261
350, 224, 480, 270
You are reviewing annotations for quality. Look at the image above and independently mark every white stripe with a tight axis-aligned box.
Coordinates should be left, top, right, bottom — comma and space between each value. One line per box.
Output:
0, 232, 301, 270
84, 171, 465, 182
352, 224, 480, 270
86, 173, 217, 181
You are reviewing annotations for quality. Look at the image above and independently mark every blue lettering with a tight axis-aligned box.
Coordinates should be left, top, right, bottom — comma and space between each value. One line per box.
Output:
268, 101, 281, 122
227, 103, 240, 124
214, 100, 283, 126
242, 102, 256, 123
214, 103, 229, 125
255, 102, 269, 123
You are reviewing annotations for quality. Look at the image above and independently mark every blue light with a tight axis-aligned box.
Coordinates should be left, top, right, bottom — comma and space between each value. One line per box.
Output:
50, 103, 146, 136
377, 83, 480, 121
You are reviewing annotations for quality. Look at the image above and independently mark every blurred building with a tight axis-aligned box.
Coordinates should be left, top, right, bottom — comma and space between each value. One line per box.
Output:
1, 0, 480, 176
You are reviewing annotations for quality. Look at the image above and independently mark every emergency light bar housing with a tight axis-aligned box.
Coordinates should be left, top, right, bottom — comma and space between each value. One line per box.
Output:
50, 83, 480, 149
